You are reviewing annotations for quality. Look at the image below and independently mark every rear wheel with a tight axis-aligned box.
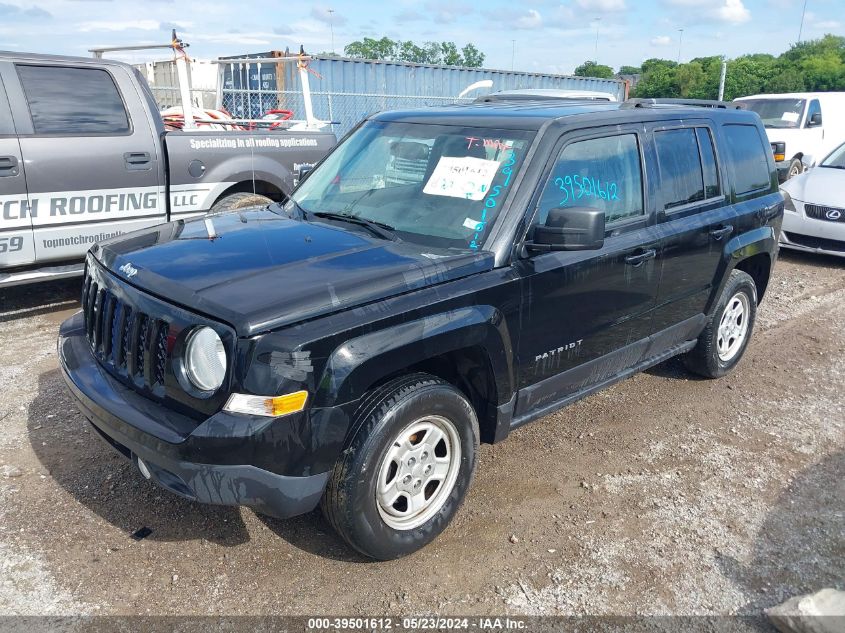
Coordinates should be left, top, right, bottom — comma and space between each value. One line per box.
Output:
210, 191, 273, 213
321, 373, 479, 560
684, 269, 757, 379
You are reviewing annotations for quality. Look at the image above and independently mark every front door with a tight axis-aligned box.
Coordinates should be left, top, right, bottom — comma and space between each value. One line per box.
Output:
513, 128, 661, 418
0, 69, 34, 269
803, 98, 824, 159
11, 62, 165, 265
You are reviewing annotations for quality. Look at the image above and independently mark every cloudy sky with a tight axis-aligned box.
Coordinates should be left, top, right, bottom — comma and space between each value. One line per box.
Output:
0, 0, 842, 74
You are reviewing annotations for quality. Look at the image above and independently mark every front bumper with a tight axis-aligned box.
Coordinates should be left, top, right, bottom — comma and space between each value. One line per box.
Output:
58, 312, 329, 519
779, 201, 845, 258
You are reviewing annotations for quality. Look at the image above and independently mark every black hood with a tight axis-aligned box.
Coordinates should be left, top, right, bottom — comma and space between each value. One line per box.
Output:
91, 207, 495, 336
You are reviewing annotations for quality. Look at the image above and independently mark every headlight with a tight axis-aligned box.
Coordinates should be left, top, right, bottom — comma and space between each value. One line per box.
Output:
184, 327, 226, 391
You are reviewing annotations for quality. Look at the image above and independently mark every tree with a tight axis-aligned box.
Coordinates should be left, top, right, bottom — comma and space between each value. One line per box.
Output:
461, 44, 485, 68
573, 60, 614, 79
343, 37, 485, 67
617, 65, 641, 75
440, 42, 462, 66
344, 37, 399, 61
632, 58, 680, 97
676, 61, 706, 98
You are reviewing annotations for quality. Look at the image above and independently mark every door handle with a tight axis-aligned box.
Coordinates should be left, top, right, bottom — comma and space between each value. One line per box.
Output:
709, 225, 733, 240
124, 152, 151, 171
0, 156, 19, 177
625, 248, 656, 266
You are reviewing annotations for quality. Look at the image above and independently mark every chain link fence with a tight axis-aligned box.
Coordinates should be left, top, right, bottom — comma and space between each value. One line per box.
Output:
138, 55, 624, 137
220, 89, 473, 137
141, 85, 471, 137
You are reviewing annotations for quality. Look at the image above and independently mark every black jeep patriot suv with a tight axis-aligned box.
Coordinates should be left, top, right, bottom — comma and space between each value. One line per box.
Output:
59, 98, 783, 559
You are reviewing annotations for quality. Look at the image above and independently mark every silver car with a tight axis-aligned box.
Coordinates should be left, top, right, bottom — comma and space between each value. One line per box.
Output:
780, 142, 845, 257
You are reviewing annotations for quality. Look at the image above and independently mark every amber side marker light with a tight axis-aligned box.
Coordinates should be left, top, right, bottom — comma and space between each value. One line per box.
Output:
224, 390, 309, 417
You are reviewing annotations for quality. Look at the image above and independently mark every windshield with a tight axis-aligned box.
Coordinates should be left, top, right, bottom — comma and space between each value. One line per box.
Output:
741, 98, 806, 129
821, 142, 845, 169
288, 121, 535, 250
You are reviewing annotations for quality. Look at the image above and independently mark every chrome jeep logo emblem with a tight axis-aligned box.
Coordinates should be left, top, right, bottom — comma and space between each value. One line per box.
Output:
118, 262, 138, 278
826, 208, 842, 221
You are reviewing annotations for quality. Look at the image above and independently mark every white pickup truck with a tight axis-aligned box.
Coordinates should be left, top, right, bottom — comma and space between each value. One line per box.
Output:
735, 92, 845, 180
0, 50, 336, 287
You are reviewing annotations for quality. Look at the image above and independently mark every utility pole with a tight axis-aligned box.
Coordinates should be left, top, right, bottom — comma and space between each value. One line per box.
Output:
328, 8, 335, 54
798, 0, 808, 41
718, 60, 727, 101
677, 28, 684, 64
511, 40, 515, 71
593, 18, 601, 61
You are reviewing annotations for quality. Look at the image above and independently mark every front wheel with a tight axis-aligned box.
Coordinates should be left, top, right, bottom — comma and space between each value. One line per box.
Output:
684, 269, 757, 379
787, 158, 804, 180
321, 373, 479, 560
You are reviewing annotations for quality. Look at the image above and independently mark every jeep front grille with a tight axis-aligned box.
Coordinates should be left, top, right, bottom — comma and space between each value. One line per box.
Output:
81, 273, 170, 391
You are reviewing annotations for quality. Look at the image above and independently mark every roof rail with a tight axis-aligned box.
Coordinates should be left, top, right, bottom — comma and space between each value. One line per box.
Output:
621, 98, 745, 110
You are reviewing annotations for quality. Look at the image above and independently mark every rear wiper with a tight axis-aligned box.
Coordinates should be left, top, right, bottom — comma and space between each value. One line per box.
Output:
312, 212, 399, 241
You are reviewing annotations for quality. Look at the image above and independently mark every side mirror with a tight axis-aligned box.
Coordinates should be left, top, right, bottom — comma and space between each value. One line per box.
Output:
807, 112, 822, 127
297, 164, 314, 182
526, 207, 605, 252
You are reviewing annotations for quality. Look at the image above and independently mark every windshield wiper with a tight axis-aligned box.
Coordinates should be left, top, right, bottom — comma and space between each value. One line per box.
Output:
312, 212, 399, 241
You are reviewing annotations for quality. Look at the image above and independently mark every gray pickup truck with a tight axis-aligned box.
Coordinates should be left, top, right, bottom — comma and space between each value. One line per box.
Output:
0, 51, 336, 287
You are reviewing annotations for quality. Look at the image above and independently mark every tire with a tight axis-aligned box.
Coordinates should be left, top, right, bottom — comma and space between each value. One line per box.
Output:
684, 269, 757, 379
321, 373, 479, 560
786, 158, 803, 180
210, 192, 273, 213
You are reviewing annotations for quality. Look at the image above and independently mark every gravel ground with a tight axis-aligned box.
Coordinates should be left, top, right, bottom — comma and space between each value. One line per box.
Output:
0, 250, 842, 619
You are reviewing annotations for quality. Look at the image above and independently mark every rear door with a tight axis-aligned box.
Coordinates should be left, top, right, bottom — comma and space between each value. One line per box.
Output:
648, 122, 733, 334
0, 66, 34, 267
12, 62, 165, 264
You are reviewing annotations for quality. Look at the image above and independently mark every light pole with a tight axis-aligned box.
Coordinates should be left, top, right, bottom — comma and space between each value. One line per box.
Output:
328, 8, 335, 54
593, 18, 601, 61
511, 39, 515, 71
798, 0, 808, 41
677, 28, 684, 64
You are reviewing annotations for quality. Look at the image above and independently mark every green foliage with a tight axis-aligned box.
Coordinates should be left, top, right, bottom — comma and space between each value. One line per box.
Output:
574, 61, 614, 78
461, 43, 485, 68
343, 37, 485, 67
617, 65, 641, 75
631, 35, 845, 99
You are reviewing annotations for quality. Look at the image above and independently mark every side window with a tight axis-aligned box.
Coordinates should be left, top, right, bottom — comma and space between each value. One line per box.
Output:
696, 128, 720, 199
654, 128, 704, 210
536, 133, 644, 225
722, 124, 771, 195
16, 65, 130, 135
806, 99, 821, 127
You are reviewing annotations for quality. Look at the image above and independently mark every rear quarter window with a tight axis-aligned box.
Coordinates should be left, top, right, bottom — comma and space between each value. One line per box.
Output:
722, 124, 771, 196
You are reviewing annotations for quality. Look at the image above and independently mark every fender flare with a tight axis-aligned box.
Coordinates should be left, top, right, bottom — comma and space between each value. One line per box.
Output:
706, 225, 776, 314
312, 305, 515, 409
202, 154, 294, 201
